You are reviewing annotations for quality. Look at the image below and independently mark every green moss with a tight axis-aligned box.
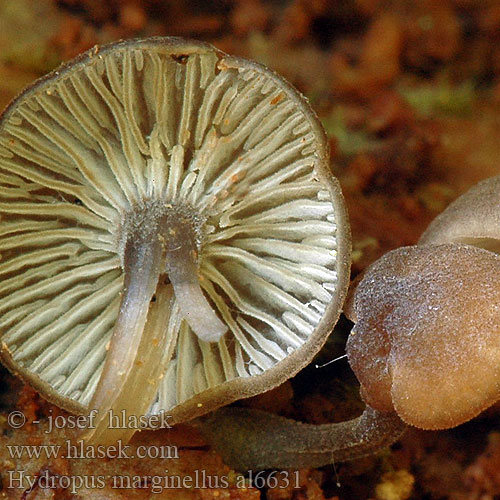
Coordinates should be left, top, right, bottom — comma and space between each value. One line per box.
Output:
322, 108, 378, 156
416, 183, 455, 212
0, 0, 63, 74
352, 236, 379, 264
399, 79, 476, 117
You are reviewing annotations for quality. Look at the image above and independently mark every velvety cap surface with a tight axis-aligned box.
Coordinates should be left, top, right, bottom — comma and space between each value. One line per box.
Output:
348, 243, 500, 429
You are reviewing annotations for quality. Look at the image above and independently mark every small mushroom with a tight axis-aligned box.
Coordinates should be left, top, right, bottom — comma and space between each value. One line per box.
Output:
420, 174, 500, 252
347, 243, 500, 430
0, 37, 350, 444
201, 175, 500, 471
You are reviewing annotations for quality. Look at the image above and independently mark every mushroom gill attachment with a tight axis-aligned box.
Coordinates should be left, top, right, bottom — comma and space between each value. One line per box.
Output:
86, 203, 227, 444
0, 37, 350, 444
347, 243, 500, 429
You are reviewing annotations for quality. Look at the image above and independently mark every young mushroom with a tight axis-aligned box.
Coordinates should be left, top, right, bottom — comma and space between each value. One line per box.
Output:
0, 37, 351, 445
346, 242, 500, 431
201, 175, 500, 471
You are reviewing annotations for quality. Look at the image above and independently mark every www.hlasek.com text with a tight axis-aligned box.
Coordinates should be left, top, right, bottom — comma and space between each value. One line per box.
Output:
7, 440, 179, 460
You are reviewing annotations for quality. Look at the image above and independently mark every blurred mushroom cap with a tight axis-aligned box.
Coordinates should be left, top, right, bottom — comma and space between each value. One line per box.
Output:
420, 174, 500, 252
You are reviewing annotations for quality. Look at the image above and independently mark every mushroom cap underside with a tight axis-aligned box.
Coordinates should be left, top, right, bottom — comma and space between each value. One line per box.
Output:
0, 37, 350, 424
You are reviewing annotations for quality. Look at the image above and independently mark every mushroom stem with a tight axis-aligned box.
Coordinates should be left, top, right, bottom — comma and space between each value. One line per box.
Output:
199, 406, 407, 471
84, 228, 165, 445
84, 206, 228, 445
163, 218, 227, 342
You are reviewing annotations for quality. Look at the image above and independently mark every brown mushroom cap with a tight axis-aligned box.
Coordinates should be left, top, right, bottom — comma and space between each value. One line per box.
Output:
347, 243, 500, 430
0, 37, 350, 439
